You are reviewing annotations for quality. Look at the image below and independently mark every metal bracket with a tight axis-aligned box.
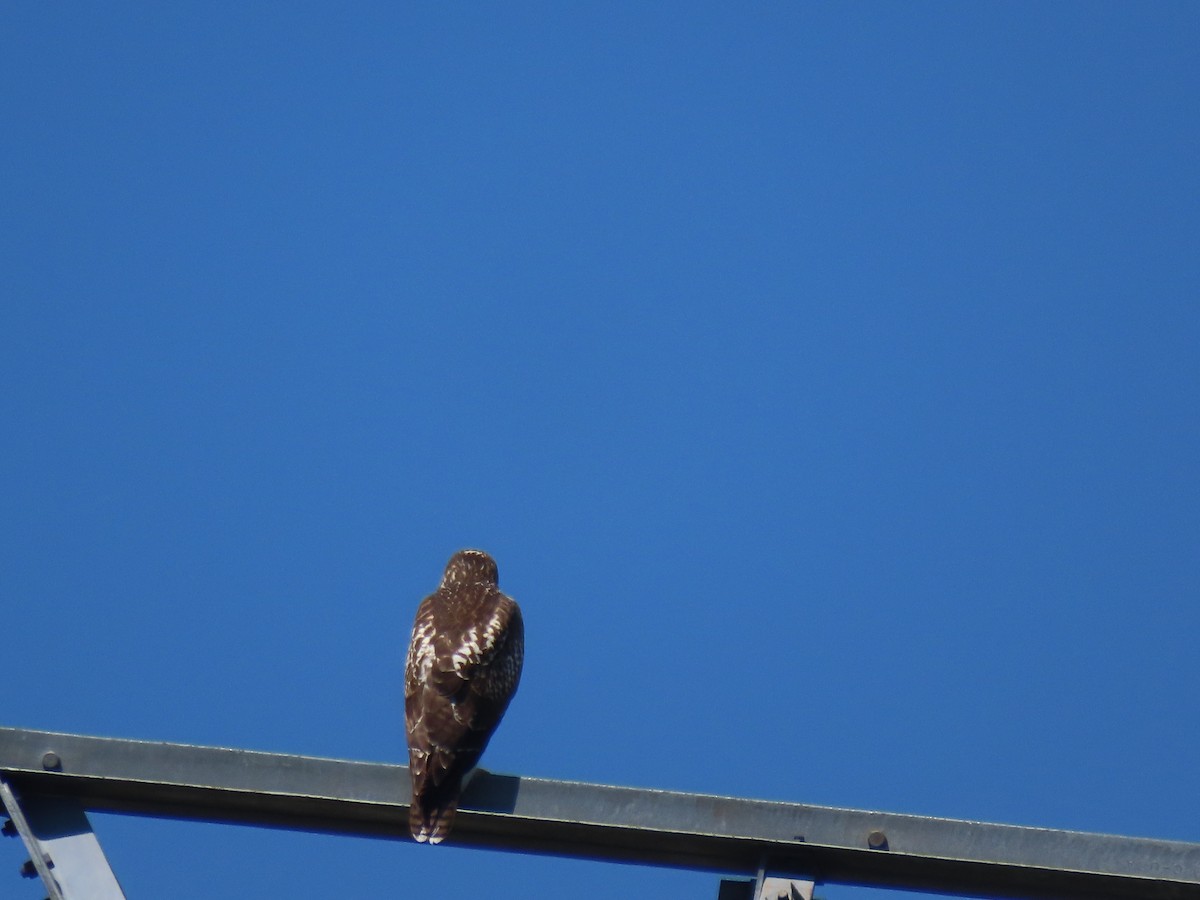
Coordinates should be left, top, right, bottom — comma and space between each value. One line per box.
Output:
753, 855, 815, 900
757, 876, 815, 900
717, 876, 816, 900
1, 775, 125, 899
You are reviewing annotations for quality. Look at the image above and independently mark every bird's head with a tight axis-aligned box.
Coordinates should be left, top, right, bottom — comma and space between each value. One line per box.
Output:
441, 549, 499, 587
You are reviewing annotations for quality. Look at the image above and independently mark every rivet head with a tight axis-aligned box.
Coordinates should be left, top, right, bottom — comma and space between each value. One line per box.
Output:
41, 752, 61, 771
868, 830, 889, 850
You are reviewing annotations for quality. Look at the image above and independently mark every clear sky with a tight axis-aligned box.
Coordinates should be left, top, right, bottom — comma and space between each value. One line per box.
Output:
2, 3, 1197, 898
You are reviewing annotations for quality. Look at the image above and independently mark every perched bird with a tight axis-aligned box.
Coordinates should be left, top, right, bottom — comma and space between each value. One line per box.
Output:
404, 549, 524, 844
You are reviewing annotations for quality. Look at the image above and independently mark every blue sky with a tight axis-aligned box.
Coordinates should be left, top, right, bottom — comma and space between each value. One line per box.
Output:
2, 3, 1198, 898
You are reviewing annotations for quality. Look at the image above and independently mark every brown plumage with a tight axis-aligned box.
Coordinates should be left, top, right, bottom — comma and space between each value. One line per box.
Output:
404, 549, 524, 844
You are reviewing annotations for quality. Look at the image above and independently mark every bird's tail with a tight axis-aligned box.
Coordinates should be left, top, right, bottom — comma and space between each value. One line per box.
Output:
409, 796, 459, 845
408, 748, 464, 844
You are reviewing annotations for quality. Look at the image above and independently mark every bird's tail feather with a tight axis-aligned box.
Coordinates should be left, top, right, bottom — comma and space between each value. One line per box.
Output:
408, 745, 479, 844
410, 799, 458, 845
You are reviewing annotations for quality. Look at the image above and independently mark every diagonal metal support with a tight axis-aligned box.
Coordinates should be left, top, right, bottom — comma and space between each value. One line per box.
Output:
1, 776, 63, 899
1, 774, 126, 899
1, 726, 1198, 899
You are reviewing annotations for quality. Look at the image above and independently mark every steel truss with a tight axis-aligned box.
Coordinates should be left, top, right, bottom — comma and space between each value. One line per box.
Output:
1, 727, 1196, 899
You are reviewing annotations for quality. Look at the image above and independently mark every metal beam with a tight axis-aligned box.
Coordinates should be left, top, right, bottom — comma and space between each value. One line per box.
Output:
0, 776, 126, 899
1, 776, 65, 899
1, 727, 1197, 899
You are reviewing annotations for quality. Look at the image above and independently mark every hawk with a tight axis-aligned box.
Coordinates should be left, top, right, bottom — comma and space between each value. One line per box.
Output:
404, 549, 524, 844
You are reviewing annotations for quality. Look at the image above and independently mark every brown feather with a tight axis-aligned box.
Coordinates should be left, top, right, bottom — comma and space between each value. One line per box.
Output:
404, 550, 524, 844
